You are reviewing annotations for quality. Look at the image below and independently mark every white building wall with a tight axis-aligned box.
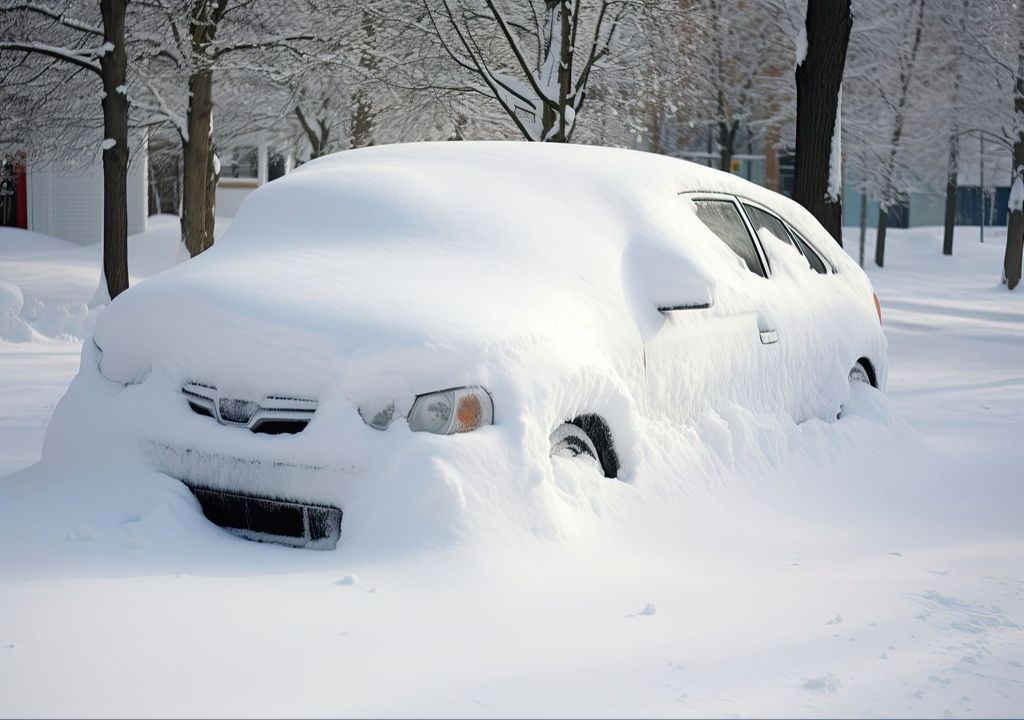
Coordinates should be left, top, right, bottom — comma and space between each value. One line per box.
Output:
214, 182, 257, 218
26, 149, 147, 246
127, 150, 147, 235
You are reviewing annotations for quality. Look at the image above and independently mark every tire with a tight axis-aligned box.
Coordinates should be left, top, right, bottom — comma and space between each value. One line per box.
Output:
839, 361, 873, 419
549, 414, 619, 479
849, 362, 871, 386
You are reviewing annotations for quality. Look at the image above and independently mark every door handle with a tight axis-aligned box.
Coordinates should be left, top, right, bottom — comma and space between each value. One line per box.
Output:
759, 329, 779, 345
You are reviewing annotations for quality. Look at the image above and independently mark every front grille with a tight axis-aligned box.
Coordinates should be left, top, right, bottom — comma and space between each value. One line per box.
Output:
183, 382, 317, 434
185, 482, 342, 550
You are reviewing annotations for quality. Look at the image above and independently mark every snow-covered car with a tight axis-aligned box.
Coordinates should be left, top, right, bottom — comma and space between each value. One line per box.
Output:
49, 142, 886, 550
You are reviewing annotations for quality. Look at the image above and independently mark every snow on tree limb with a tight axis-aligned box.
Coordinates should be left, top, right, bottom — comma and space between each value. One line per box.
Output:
0, 1, 104, 36
0, 40, 104, 73
404, 0, 651, 142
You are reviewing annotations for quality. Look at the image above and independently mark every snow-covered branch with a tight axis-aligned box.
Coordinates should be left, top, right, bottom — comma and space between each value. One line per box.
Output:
0, 1, 104, 36
0, 40, 104, 74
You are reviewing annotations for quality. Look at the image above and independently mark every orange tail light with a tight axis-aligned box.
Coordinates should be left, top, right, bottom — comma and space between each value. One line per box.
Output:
873, 293, 882, 323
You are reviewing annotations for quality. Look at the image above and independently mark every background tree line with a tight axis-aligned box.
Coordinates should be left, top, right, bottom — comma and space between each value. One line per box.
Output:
2, 0, 1023, 296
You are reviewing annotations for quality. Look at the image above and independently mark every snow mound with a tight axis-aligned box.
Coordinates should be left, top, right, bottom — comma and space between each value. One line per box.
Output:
0, 280, 24, 314
0, 280, 34, 342
0, 277, 99, 342
0, 216, 205, 342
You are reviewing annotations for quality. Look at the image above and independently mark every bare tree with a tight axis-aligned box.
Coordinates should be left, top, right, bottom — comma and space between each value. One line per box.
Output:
1, 0, 131, 298
933, 0, 1024, 286
1002, 1, 1024, 289
690, 0, 795, 173
936, 0, 972, 256
792, 0, 851, 244
871, 0, 926, 267
404, 0, 653, 142
134, 0, 317, 256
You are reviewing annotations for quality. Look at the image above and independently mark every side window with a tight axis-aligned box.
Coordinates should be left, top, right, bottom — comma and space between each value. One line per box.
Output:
742, 204, 799, 250
786, 227, 829, 274
691, 199, 766, 277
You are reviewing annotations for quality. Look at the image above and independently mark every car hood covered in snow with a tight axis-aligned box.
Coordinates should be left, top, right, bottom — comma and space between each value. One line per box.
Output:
92, 142, 866, 402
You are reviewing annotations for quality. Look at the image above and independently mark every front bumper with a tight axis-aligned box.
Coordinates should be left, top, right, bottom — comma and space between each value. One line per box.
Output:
146, 442, 351, 550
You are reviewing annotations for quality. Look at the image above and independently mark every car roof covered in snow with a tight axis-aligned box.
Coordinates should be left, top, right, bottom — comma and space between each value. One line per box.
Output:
93, 142, 859, 397
229, 141, 834, 260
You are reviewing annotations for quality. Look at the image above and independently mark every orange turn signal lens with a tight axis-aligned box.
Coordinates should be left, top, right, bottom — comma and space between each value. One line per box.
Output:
873, 293, 882, 323
455, 393, 482, 431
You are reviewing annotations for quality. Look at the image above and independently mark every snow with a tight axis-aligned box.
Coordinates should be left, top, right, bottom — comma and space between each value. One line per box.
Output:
1, 177, 1022, 715
29, 144, 885, 568
1009, 168, 1023, 213
0, 215, 228, 342
827, 87, 842, 201
101, 138, 116, 150
0, 41, 102, 71
795, 25, 807, 68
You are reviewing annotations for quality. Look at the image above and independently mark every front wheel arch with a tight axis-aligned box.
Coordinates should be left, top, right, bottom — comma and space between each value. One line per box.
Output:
551, 414, 620, 480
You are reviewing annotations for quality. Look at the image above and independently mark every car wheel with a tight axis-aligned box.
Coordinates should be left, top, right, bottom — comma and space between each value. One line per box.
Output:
549, 414, 619, 479
849, 362, 872, 386
839, 361, 874, 419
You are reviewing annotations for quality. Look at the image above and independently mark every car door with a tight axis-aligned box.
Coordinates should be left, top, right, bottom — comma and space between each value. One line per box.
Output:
737, 199, 843, 421
643, 193, 787, 424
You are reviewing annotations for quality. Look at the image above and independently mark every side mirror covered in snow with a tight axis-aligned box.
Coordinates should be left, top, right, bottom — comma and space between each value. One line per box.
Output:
656, 289, 713, 313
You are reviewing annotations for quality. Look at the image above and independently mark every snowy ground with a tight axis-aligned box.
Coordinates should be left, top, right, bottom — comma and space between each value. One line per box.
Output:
1, 222, 1022, 718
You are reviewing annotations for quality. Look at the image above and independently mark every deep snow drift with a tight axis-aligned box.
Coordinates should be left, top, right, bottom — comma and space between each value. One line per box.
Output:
1, 215, 1022, 717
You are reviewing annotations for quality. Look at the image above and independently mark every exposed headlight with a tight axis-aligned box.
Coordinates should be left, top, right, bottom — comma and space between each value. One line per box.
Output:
358, 400, 396, 431
407, 386, 493, 435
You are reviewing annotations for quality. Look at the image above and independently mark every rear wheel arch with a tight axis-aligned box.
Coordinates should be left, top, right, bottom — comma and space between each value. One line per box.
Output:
855, 357, 878, 388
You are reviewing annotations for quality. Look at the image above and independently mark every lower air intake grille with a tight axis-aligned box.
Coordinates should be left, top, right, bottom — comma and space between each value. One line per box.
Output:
251, 419, 310, 435
185, 483, 341, 550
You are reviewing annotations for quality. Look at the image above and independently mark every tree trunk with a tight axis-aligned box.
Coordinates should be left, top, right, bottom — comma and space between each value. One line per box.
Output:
943, 135, 958, 256
350, 98, 374, 148
181, 68, 215, 257
871, 0, 926, 267
1007, 157, 1023, 290
350, 9, 377, 148
875, 206, 888, 268
648, 103, 663, 154
858, 190, 867, 267
555, 0, 572, 142
295, 106, 329, 158
793, 0, 852, 245
718, 120, 738, 172
942, 0, 969, 257
99, 0, 130, 299
1003, 31, 1024, 290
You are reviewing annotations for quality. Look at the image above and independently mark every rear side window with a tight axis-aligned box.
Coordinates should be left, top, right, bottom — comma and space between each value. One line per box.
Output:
743, 204, 793, 248
787, 229, 829, 274
691, 199, 766, 277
